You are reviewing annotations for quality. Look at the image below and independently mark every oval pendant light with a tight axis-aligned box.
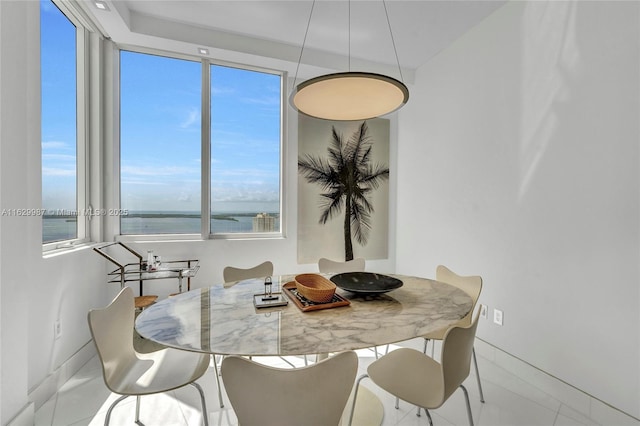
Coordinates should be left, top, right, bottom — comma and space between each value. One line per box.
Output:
292, 72, 409, 121
291, 0, 409, 121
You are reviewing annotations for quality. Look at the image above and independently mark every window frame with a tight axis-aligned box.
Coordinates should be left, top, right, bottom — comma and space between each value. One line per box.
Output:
116, 47, 203, 240
115, 46, 286, 242
41, 0, 91, 252
205, 58, 286, 240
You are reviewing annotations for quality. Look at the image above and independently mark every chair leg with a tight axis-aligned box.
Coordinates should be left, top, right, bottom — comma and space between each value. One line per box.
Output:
422, 408, 433, 426
212, 355, 225, 408
279, 356, 296, 368
348, 373, 369, 426
135, 395, 141, 423
460, 384, 474, 426
418, 338, 430, 418
104, 394, 129, 426
472, 347, 485, 403
189, 382, 209, 426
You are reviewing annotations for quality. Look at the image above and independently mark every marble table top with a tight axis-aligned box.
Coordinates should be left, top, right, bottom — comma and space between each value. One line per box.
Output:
135, 273, 473, 356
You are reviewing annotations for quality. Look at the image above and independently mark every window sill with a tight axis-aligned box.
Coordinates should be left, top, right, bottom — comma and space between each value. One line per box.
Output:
42, 240, 97, 258
116, 233, 203, 243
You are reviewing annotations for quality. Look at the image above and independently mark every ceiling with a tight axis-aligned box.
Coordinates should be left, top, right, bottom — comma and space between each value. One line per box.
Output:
82, 0, 505, 82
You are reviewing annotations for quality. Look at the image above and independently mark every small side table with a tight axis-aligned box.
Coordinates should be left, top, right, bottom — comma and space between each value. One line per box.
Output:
94, 242, 199, 298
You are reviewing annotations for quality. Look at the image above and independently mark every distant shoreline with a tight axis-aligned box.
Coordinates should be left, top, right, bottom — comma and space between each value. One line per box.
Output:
43, 211, 280, 242
44, 212, 279, 222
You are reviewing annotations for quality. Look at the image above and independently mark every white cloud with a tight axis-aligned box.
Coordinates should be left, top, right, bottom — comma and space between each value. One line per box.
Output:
42, 141, 70, 150
211, 86, 235, 96
120, 179, 165, 186
42, 167, 75, 177
43, 153, 75, 161
121, 165, 198, 177
177, 192, 192, 202
180, 107, 199, 129
241, 96, 280, 106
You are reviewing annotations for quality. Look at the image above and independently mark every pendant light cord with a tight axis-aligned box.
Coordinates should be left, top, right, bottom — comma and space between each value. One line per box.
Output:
292, 0, 405, 94
292, 0, 316, 95
382, 0, 404, 84
348, 0, 351, 72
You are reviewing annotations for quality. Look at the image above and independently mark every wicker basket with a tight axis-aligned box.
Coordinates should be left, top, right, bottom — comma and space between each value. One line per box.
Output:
295, 273, 336, 303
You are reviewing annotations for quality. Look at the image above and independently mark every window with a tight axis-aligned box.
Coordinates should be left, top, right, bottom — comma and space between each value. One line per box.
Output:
210, 65, 282, 234
41, 0, 84, 245
120, 51, 202, 235
119, 51, 283, 238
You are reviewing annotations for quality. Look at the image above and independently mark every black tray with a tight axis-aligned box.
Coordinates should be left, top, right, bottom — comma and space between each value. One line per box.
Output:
330, 272, 403, 294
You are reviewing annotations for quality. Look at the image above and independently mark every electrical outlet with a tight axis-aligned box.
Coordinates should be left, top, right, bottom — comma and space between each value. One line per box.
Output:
54, 319, 62, 339
493, 309, 503, 326
480, 305, 488, 319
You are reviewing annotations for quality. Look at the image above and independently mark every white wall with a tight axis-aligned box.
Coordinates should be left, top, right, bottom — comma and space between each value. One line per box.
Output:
397, 0, 639, 418
0, 2, 32, 422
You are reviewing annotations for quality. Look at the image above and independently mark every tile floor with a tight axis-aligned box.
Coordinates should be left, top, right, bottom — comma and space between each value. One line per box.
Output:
34, 338, 619, 426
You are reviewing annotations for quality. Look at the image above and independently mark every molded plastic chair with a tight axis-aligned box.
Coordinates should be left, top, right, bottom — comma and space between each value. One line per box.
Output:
88, 287, 209, 426
223, 260, 273, 287
222, 351, 358, 426
423, 265, 485, 402
349, 308, 482, 426
318, 257, 365, 274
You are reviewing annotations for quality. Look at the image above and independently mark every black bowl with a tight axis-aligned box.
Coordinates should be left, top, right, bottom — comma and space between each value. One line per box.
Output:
330, 272, 403, 294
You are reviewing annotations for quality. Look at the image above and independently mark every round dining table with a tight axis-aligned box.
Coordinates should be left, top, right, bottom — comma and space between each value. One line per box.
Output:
135, 273, 473, 356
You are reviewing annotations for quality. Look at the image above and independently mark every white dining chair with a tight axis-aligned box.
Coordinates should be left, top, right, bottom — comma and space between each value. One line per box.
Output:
349, 308, 482, 426
222, 351, 358, 426
223, 260, 273, 287
318, 257, 365, 274
88, 287, 210, 426
423, 265, 485, 403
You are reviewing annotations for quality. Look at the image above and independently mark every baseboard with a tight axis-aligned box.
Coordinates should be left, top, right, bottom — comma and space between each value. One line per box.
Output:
28, 341, 96, 412
474, 338, 639, 426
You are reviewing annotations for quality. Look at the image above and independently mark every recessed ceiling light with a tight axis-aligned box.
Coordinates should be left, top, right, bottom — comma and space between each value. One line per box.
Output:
198, 47, 209, 55
94, 1, 109, 11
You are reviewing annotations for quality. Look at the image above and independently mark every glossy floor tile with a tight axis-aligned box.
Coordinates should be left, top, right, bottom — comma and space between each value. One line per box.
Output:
34, 338, 620, 426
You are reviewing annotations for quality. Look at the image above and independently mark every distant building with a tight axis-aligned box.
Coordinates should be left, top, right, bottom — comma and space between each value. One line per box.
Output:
253, 212, 275, 232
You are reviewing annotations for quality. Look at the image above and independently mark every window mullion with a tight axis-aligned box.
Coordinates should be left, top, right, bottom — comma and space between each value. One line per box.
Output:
76, 25, 88, 242
201, 60, 211, 238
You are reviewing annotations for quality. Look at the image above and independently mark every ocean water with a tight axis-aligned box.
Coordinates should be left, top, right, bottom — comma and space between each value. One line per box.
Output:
43, 218, 77, 243
43, 211, 280, 242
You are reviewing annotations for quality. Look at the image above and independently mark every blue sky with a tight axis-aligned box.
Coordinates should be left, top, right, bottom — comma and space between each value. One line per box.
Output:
41, 0, 281, 214
41, 0, 77, 211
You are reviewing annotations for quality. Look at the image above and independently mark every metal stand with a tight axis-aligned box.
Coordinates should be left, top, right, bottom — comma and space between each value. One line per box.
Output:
93, 242, 199, 295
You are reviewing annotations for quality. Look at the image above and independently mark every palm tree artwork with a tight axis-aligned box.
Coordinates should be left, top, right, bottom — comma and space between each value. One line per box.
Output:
298, 121, 389, 261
